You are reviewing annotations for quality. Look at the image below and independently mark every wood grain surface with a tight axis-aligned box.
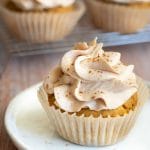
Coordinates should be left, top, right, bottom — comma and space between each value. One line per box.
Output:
0, 43, 150, 150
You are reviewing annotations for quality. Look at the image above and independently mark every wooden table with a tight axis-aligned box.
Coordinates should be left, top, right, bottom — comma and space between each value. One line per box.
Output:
0, 43, 150, 149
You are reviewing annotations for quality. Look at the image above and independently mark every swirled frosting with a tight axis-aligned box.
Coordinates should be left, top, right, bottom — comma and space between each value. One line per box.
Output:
11, 0, 75, 11
43, 38, 138, 112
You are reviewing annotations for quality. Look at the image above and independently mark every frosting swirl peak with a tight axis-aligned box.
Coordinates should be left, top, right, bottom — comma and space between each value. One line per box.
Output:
44, 38, 138, 112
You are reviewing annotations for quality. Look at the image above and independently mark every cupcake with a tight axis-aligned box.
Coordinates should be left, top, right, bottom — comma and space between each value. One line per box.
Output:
85, 0, 150, 33
38, 38, 149, 146
0, 0, 85, 43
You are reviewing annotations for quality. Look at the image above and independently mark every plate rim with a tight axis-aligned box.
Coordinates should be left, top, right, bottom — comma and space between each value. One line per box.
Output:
4, 81, 150, 150
4, 83, 41, 150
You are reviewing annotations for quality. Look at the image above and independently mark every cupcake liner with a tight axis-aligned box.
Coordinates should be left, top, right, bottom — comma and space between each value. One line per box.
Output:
85, 0, 150, 33
0, 1, 85, 43
38, 76, 149, 146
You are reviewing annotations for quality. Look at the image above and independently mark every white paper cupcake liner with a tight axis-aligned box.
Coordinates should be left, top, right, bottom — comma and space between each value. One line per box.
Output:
85, 0, 150, 33
38, 76, 149, 146
1, 1, 85, 43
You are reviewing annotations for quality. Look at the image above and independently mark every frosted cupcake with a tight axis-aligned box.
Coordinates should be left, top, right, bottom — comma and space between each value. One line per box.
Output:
38, 38, 149, 146
1, 0, 85, 43
85, 0, 150, 33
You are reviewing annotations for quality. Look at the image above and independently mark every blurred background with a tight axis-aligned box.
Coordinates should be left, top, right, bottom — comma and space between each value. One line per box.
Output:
0, 0, 150, 149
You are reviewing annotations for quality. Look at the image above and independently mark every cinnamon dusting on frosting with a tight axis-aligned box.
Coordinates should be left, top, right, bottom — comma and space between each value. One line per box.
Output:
43, 38, 138, 112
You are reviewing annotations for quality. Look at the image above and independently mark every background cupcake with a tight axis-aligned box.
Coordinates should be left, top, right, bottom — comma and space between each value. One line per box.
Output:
0, 0, 85, 43
38, 39, 149, 146
85, 0, 150, 33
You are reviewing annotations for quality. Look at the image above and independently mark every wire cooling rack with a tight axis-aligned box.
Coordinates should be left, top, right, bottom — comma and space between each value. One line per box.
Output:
1, 15, 150, 57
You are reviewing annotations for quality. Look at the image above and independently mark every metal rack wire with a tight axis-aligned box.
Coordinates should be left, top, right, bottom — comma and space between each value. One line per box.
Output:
0, 15, 150, 57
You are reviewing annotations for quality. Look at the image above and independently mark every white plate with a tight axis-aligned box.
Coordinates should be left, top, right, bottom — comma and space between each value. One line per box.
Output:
5, 83, 150, 150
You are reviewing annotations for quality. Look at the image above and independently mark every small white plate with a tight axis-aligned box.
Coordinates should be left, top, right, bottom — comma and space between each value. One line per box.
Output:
5, 83, 150, 150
